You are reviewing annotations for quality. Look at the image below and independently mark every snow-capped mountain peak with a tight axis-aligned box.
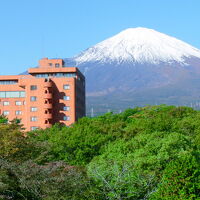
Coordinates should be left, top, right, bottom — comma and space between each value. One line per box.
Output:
74, 27, 200, 65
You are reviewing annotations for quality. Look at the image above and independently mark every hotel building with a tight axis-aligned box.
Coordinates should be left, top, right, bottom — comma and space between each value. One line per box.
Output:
0, 58, 85, 131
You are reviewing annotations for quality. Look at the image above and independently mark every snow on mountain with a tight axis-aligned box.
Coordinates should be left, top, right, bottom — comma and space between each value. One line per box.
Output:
63, 27, 200, 115
74, 27, 200, 65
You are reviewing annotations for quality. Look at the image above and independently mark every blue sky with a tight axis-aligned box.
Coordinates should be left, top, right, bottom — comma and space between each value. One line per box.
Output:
0, 0, 200, 75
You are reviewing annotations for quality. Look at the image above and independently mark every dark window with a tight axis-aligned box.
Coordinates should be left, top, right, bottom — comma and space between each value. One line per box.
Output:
0, 80, 17, 85
55, 63, 60, 67
30, 85, 37, 90
34, 73, 76, 78
49, 63, 52, 66
63, 116, 70, 121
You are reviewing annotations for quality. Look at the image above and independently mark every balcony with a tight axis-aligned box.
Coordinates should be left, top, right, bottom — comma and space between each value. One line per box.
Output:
44, 118, 52, 128
44, 103, 52, 109
45, 124, 52, 128
44, 92, 52, 99
44, 112, 52, 119
44, 81, 52, 88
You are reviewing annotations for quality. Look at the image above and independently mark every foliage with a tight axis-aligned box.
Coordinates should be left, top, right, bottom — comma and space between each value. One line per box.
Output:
0, 159, 91, 200
87, 155, 156, 200
30, 114, 128, 166
0, 105, 200, 199
150, 153, 200, 200
0, 115, 8, 124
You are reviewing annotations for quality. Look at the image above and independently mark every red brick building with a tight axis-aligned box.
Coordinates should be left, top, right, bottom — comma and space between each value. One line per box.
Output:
0, 58, 85, 131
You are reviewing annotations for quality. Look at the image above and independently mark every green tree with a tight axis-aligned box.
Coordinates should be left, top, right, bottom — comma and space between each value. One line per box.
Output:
150, 153, 200, 200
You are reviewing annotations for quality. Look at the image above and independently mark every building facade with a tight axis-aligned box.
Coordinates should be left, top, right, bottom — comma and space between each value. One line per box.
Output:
0, 58, 85, 131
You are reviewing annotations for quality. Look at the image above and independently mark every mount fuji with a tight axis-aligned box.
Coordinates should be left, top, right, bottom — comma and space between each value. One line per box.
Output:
64, 27, 200, 115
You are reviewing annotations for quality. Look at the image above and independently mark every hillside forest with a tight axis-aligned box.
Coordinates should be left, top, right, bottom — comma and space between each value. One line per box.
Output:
0, 105, 200, 200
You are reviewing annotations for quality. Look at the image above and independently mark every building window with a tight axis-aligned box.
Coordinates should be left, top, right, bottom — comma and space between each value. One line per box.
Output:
3, 101, 9, 106
63, 73, 76, 77
35, 74, 49, 78
63, 84, 70, 90
63, 116, 70, 121
30, 96, 37, 101
55, 63, 60, 67
30, 85, 37, 90
0, 80, 17, 85
63, 96, 70, 100
49, 63, 52, 66
30, 107, 37, 112
31, 126, 38, 131
3, 111, 9, 115
63, 106, 70, 111
16, 110, 22, 115
0, 91, 25, 98
15, 101, 22, 106
55, 73, 63, 77
34, 73, 76, 78
30, 116, 37, 122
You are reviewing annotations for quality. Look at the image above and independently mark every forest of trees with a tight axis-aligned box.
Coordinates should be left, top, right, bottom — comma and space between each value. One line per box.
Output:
0, 105, 200, 200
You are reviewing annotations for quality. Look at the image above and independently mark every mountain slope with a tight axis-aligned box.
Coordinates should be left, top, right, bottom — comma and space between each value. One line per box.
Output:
64, 27, 200, 115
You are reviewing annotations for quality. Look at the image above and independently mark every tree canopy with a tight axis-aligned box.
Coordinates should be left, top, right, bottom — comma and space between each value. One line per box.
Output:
0, 105, 200, 199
